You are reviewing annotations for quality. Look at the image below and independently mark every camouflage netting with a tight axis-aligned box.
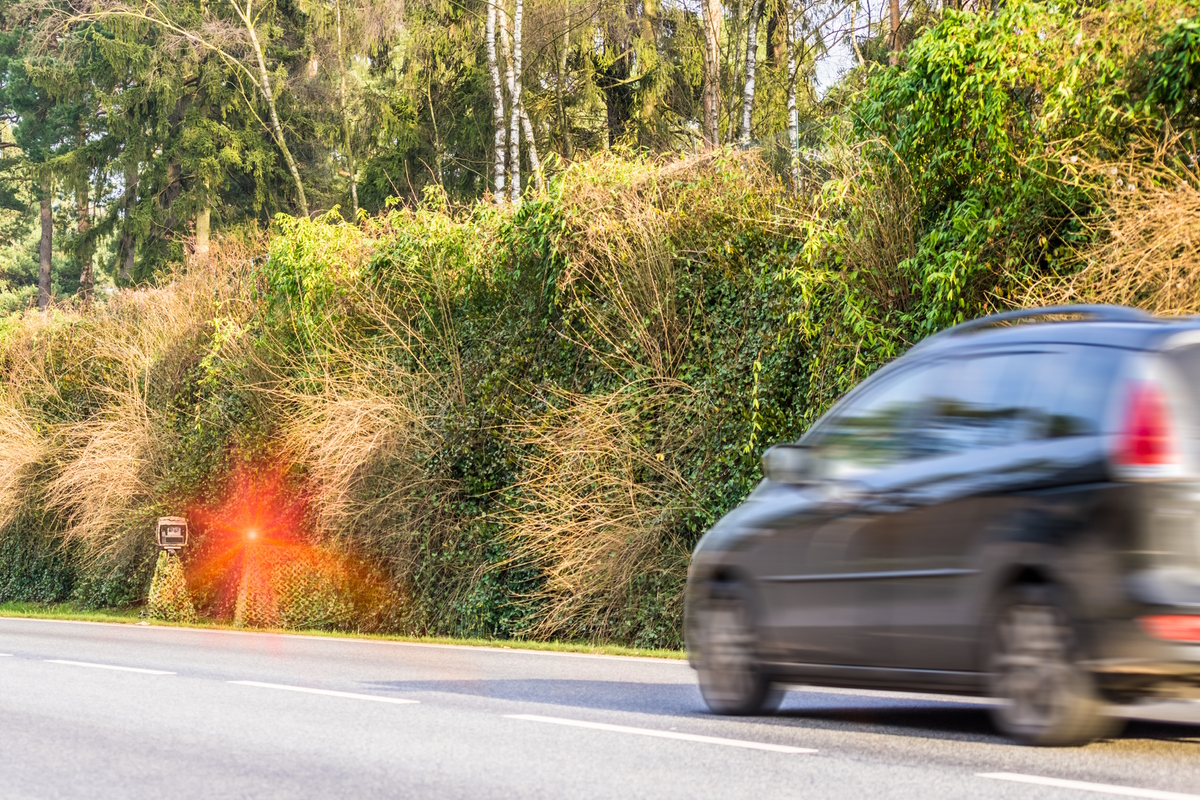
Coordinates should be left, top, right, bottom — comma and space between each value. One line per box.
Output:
146, 551, 197, 624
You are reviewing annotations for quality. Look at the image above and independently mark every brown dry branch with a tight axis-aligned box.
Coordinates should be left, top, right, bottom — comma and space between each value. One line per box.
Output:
264, 254, 464, 584
786, 135, 919, 314
556, 159, 684, 379
1024, 136, 1200, 314
504, 387, 695, 641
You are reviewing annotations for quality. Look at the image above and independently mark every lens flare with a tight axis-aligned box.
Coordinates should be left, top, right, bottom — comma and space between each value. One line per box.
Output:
184, 463, 312, 623
180, 460, 392, 628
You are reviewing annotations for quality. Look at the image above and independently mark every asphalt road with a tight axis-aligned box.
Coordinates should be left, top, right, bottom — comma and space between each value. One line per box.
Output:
3, 618, 1200, 800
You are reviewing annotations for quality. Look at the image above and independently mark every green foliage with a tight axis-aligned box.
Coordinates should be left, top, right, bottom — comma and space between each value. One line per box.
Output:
787, 0, 1200, 407
1141, 16, 1200, 126
0, 517, 73, 604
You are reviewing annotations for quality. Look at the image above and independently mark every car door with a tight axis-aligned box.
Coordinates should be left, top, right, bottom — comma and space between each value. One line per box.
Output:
858, 351, 1030, 671
879, 346, 1124, 673
755, 361, 935, 666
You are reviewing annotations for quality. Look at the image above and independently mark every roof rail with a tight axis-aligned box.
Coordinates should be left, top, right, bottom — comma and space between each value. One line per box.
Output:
914, 304, 1153, 350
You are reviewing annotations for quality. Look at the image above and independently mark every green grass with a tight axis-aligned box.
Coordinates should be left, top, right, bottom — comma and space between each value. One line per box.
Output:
0, 602, 688, 660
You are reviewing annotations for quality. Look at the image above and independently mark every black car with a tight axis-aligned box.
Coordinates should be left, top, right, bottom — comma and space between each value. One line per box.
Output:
684, 305, 1200, 746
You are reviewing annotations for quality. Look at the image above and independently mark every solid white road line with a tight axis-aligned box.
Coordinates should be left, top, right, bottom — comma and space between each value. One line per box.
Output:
227, 681, 420, 704
44, 659, 174, 675
979, 773, 1200, 800
506, 714, 816, 754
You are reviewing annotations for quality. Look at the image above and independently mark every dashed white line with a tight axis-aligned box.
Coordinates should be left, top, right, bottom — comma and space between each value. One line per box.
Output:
44, 659, 174, 675
227, 681, 419, 704
0, 653, 11, 657
979, 773, 1200, 800
506, 714, 816, 754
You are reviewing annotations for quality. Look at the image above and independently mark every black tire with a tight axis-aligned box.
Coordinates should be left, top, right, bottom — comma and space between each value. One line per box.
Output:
692, 582, 783, 716
987, 583, 1123, 746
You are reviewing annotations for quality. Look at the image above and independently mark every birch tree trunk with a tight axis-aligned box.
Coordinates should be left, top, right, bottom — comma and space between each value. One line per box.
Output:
487, 0, 507, 202
521, 110, 544, 192
501, 1, 524, 203
739, 0, 761, 145
700, 0, 723, 146
232, 0, 309, 217
334, 0, 358, 216
38, 178, 51, 311
850, 2, 866, 68
786, 10, 800, 191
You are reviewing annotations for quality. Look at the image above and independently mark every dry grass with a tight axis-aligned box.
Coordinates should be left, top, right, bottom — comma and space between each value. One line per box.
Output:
1024, 135, 1200, 314
554, 151, 775, 380
0, 391, 49, 533
283, 367, 449, 558
43, 389, 162, 562
271, 254, 464, 580
0, 234, 260, 565
505, 387, 694, 641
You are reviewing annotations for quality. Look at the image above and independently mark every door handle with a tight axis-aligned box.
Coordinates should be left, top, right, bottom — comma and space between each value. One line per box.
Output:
861, 490, 916, 513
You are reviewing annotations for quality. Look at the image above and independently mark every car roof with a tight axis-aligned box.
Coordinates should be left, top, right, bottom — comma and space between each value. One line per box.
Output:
800, 306, 1200, 443
908, 305, 1200, 358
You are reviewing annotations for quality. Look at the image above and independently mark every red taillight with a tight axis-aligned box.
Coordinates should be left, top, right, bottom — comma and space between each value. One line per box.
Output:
1139, 615, 1200, 643
1116, 383, 1177, 466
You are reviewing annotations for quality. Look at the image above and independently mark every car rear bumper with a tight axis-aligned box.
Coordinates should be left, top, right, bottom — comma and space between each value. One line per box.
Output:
1087, 621, 1200, 698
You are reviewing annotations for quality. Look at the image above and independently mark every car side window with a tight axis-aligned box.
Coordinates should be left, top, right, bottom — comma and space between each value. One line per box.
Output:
912, 355, 1019, 457
913, 347, 1123, 457
810, 365, 933, 477
1040, 345, 1123, 437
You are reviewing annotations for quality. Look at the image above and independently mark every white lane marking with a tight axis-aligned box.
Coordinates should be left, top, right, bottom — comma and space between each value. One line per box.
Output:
0, 653, 11, 657
228, 680, 419, 704
44, 659, 174, 675
979, 773, 1200, 800
0, 617, 681, 664
506, 714, 816, 754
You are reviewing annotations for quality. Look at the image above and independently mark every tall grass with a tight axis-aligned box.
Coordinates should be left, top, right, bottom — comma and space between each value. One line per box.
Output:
0, 237, 260, 582
505, 387, 695, 640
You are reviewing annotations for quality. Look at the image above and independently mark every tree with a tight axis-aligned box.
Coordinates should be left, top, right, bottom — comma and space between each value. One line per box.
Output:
700, 0, 722, 145
62, 0, 313, 217
740, 0, 762, 144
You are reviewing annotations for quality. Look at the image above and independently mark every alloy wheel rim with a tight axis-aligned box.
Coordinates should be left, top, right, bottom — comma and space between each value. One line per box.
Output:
992, 602, 1074, 731
701, 598, 756, 701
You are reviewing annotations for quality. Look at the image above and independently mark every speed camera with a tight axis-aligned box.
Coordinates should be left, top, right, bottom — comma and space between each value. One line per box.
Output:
155, 517, 189, 551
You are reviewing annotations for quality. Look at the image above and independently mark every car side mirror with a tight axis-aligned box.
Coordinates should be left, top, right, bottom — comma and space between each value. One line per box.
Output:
762, 444, 816, 484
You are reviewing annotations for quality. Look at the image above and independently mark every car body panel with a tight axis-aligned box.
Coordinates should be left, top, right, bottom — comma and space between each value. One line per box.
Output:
686, 311, 1200, 703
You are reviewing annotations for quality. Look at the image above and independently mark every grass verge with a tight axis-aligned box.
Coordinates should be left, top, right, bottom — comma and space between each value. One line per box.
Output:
0, 602, 688, 660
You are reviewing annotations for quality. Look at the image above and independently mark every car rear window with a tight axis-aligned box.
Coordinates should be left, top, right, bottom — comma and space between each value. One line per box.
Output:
1039, 345, 1124, 437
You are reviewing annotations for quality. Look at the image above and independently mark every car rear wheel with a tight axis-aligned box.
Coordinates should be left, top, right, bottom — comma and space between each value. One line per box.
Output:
987, 584, 1122, 746
693, 582, 782, 715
